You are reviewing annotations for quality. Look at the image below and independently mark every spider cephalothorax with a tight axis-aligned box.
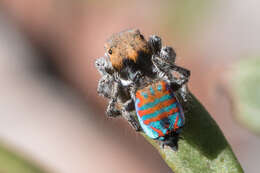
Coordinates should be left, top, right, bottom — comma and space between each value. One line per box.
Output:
104, 29, 155, 82
95, 29, 191, 150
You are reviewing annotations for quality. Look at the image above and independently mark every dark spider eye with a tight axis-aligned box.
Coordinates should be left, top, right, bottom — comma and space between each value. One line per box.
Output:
140, 34, 144, 40
108, 49, 112, 55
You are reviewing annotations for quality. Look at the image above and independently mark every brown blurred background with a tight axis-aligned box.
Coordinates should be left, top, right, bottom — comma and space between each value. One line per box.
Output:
0, 0, 259, 172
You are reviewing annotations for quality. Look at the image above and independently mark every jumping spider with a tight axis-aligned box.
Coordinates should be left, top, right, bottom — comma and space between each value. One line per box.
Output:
95, 29, 190, 140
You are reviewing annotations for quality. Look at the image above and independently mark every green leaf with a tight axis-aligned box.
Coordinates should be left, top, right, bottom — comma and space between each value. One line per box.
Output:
0, 143, 49, 173
231, 57, 260, 133
142, 94, 243, 173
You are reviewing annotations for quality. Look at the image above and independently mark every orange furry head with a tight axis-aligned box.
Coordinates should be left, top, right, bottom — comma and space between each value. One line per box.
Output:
104, 29, 152, 71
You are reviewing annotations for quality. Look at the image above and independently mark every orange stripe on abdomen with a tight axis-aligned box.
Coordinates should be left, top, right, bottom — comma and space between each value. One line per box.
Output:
138, 98, 176, 117
143, 107, 179, 125
150, 126, 164, 137
136, 90, 171, 107
174, 115, 179, 130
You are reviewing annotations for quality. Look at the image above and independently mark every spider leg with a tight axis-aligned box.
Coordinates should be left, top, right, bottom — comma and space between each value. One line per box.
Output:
95, 57, 124, 117
161, 64, 190, 90
177, 85, 193, 113
152, 45, 190, 81
169, 64, 190, 78
95, 56, 114, 76
153, 56, 191, 104
168, 77, 191, 107
160, 46, 176, 64
148, 35, 162, 55
106, 99, 121, 117
120, 86, 142, 131
106, 82, 121, 117
122, 106, 142, 131
167, 64, 191, 104
178, 84, 190, 103
97, 75, 114, 99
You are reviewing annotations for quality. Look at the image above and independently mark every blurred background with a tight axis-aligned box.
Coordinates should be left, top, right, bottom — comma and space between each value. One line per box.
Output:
0, 0, 259, 172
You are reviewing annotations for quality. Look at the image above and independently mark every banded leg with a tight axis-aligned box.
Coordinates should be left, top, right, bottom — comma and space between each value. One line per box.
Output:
169, 64, 190, 78
168, 64, 191, 103
122, 99, 141, 131
148, 35, 162, 55
106, 82, 121, 117
120, 86, 142, 131
95, 56, 114, 76
97, 75, 114, 99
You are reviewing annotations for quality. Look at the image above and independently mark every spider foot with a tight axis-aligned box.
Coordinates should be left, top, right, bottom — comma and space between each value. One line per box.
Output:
106, 101, 121, 117
128, 119, 142, 131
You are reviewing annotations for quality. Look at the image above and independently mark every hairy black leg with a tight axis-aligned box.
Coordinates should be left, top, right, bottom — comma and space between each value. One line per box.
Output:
168, 64, 191, 105
97, 75, 114, 99
96, 56, 119, 100
179, 85, 190, 102
169, 78, 189, 91
123, 99, 135, 111
129, 84, 138, 102
160, 46, 176, 63
106, 99, 121, 117
148, 35, 162, 55
152, 54, 191, 105
122, 99, 142, 131
165, 64, 190, 93
122, 108, 142, 131
177, 85, 193, 113
120, 86, 142, 131
106, 82, 121, 117
95, 56, 114, 76
169, 64, 190, 78
152, 52, 190, 80
169, 79, 191, 112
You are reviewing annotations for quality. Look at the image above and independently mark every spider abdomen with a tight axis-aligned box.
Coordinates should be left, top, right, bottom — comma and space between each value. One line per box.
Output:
135, 80, 185, 140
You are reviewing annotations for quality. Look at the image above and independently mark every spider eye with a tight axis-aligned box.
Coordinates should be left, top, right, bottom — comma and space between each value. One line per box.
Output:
140, 34, 144, 40
108, 49, 112, 55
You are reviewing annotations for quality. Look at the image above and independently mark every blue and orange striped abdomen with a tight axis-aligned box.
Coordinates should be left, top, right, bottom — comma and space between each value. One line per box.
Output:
135, 80, 185, 140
